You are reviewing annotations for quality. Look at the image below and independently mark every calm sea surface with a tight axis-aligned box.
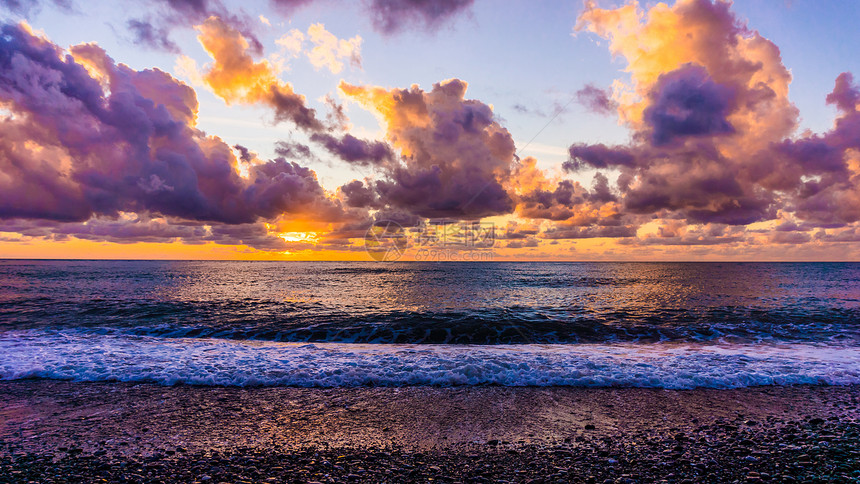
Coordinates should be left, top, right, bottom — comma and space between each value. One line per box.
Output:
1, 261, 858, 388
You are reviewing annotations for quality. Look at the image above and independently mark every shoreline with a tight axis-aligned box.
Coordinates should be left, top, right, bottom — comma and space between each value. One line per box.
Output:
1, 381, 859, 481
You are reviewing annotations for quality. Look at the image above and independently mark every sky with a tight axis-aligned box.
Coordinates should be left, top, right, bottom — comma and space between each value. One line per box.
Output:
1, 0, 860, 261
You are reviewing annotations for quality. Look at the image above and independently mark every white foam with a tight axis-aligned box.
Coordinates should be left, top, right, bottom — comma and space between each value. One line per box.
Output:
1, 330, 858, 389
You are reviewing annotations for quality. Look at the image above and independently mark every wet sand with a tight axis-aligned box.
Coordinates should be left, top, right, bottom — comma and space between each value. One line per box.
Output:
1, 381, 859, 482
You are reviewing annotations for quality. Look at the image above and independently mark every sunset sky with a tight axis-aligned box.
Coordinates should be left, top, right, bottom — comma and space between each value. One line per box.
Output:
2, 0, 860, 260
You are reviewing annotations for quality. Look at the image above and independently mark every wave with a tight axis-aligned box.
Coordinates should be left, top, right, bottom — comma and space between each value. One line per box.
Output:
2, 298, 858, 345
1, 330, 857, 389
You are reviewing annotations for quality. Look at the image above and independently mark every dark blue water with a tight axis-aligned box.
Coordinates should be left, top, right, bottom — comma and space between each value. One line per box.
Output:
2, 261, 858, 344
1, 261, 858, 388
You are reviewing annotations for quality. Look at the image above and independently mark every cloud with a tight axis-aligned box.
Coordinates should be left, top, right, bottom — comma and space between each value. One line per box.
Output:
576, 0, 797, 154
268, 0, 315, 16
310, 133, 395, 166
565, 0, 813, 227
366, 0, 473, 35
129, 0, 263, 55
643, 64, 735, 146
340, 78, 515, 219
0, 0, 73, 17
541, 224, 637, 240
193, 16, 325, 131
0, 215, 206, 244
276, 29, 305, 56
127, 19, 180, 53
1, 0, 38, 16
0, 22, 350, 241
621, 220, 746, 246
510, 99, 573, 119
277, 23, 362, 75
827, 72, 860, 114
568, 140, 777, 225
0, 214, 319, 251
126, 0, 469, 56
556, 0, 860, 249
507, 157, 633, 239
565, 143, 637, 170
575, 84, 617, 115
306, 23, 362, 73
274, 140, 314, 159
339, 179, 381, 208
331, 78, 635, 236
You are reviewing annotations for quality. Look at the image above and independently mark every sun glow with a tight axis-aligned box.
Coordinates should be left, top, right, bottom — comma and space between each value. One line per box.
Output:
278, 232, 319, 243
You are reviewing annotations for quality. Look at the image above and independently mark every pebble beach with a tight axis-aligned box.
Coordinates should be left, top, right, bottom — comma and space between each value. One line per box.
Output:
1, 381, 858, 482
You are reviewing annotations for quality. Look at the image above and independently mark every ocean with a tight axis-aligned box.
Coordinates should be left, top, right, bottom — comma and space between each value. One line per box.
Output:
1, 261, 858, 389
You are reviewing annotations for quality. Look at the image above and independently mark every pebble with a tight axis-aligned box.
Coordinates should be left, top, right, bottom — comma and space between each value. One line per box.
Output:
1, 416, 858, 483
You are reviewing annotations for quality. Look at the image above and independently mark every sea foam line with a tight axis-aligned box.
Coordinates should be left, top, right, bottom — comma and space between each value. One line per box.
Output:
1, 330, 858, 389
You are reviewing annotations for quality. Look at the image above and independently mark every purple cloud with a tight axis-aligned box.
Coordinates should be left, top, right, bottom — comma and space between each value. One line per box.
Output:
366, 0, 473, 34
575, 84, 617, 115
340, 78, 515, 219
310, 133, 395, 166
0, 23, 346, 227
643, 64, 735, 146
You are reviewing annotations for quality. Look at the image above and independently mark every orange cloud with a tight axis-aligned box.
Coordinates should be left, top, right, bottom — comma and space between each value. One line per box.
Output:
339, 78, 516, 219
576, 0, 798, 154
306, 23, 362, 74
194, 16, 324, 131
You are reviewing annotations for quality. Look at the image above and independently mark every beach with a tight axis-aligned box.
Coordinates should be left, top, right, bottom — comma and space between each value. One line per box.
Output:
2, 261, 859, 481
1, 381, 858, 482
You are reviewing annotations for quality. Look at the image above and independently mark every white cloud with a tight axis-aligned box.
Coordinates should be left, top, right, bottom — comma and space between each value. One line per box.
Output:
174, 55, 204, 87
277, 24, 361, 75
306, 23, 362, 74
276, 29, 305, 57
